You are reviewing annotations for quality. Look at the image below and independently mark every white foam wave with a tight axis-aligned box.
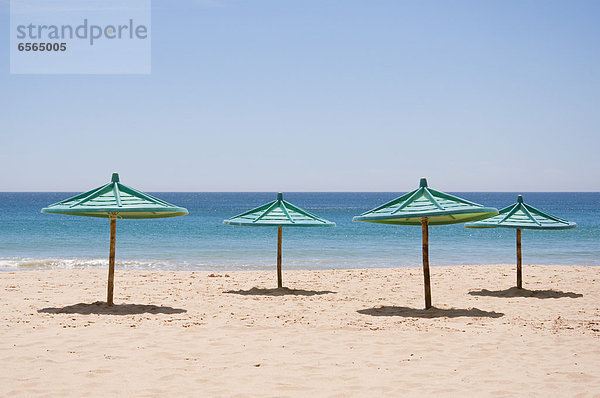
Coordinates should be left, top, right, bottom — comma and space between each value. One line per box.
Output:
0, 257, 404, 271
0, 257, 285, 271
0, 257, 164, 270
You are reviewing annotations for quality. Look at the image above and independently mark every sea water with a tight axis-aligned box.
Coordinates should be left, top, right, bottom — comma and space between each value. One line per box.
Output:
0, 192, 598, 271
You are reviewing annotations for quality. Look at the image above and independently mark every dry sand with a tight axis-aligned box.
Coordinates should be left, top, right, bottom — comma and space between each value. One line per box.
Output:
1, 264, 599, 397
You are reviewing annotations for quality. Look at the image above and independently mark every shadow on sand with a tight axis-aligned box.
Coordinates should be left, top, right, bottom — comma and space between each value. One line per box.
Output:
357, 306, 504, 319
225, 287, 336, 297
469, 287, 583, 299
38, 301, 187, 315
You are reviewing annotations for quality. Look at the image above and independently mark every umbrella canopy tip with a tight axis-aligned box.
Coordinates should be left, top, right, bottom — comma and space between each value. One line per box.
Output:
111, 173, 120, 183
277, 192, 283, 200
419, 177, 428, 188
517, 194, 524, 203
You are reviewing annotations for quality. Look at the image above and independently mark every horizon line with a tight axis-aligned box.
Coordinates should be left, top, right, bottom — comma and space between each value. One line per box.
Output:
1, 190, 599, 194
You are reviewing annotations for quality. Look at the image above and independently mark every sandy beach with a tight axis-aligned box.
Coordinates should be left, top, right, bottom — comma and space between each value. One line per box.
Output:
1, 264, 599, 397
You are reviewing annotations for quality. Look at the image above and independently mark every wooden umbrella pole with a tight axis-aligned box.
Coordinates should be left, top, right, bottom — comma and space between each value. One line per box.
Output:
107, 216, 116, 306
421, 217, 432, 309
516, 228, 522, 289
277, 226, 283, 288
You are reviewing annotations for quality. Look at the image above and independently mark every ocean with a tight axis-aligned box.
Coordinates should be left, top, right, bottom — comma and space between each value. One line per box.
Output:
0, 192, 598, 271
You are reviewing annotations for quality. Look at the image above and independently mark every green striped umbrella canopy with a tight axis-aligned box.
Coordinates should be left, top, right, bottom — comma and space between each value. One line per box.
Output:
41, 173, 187, 219
224, 193, 335, 287
353, 178, 498, 225
465, 195, 576, 230
465, 195, 576, 288
41, 173, 188, 305
353, 178, 499, 309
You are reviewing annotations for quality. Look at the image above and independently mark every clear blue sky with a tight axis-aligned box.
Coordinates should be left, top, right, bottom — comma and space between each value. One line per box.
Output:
1, 0, 599, 191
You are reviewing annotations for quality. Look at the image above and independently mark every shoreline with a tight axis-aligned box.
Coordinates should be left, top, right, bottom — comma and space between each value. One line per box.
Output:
2, 261, 599, 273
2, 265, 599, 396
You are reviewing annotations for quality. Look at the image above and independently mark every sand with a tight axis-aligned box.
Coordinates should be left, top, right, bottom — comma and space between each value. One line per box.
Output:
1, 264, 599, 397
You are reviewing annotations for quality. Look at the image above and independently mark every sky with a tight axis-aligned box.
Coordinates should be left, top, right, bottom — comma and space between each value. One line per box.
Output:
1, 0, 599, 192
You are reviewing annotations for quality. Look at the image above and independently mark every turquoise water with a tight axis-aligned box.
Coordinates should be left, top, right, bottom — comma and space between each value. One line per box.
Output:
0, 192, 598, 271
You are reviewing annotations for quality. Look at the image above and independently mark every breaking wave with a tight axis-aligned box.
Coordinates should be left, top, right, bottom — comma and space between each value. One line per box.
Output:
0, 257, 301, 271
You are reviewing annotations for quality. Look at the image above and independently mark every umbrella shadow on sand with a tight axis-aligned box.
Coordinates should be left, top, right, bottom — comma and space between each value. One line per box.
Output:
469, 287, 583, 299
225, 287, 336, 297
357, 306, 504, 318
38, 301, 187, 315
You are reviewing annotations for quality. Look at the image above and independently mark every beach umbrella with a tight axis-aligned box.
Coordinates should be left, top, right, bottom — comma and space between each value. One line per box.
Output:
223, 193, 335, 288
353, 178, 498, 309
465, 195, 576, 288
41, 173, 188, 305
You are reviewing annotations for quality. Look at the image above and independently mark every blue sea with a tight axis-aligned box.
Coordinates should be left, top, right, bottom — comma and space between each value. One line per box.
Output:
0, 192, 598, 271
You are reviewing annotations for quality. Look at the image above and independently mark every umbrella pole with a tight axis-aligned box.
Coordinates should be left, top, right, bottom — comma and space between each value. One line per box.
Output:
516, 228, 522, 289
421, 217, 432, 309
107, 216, 116, 306
277, 226, 283, 288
